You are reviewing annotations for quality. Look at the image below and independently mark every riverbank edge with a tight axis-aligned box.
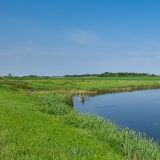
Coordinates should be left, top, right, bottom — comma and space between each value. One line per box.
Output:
62, 84, 160, 160
69, 84, 160, 96
38, 87, 160, 160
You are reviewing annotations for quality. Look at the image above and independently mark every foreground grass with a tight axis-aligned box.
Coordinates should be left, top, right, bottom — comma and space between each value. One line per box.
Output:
0, 89, 123, 160
1, 77, 160, 159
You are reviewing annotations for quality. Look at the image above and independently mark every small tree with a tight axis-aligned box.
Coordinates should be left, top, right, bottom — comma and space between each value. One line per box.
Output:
8, 73, 12, 77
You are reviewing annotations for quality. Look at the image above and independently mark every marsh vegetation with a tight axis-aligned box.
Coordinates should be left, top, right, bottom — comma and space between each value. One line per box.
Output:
0, 76, 160, 159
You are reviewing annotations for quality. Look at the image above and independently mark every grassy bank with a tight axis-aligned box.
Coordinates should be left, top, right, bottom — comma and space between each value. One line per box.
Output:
0, 77, 160, 159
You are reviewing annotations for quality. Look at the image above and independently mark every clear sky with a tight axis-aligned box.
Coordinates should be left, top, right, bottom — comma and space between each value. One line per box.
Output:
1, 0, 160, 76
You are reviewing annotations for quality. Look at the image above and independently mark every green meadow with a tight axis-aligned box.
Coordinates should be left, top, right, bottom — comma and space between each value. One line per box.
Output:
1, 76, 160, 160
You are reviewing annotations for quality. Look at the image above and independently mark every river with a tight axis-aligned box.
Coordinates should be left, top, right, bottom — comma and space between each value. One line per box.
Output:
73, 89, 160, 140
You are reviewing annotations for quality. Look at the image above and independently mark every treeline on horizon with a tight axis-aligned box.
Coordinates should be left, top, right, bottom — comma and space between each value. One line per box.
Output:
0, 72, 158, 78
65, 72, 157, 77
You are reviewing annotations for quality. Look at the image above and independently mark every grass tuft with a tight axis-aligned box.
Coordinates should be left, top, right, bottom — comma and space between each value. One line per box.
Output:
40, 93, 70, 115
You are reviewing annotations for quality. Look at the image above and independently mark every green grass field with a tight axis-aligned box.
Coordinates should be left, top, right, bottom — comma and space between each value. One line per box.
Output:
0, 76, 160, 160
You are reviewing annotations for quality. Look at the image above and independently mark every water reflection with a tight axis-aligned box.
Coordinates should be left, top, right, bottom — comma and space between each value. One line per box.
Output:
79, 95, 86, 104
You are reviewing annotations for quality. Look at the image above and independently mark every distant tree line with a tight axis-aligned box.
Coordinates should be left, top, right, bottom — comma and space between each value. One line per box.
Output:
1, 75, 52, 79
65, 74, 99, 77
1, 72, 158, 78
65, 72, 157, 77
98, 72, 156, 77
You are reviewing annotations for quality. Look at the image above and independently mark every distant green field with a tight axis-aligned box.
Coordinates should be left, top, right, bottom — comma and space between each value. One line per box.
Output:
0, 77, 160, 159
2, 76, 160, 93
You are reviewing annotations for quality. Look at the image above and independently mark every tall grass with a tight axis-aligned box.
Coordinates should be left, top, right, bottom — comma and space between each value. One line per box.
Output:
40, 93, 71, 115
62, 111, 160, 160
39, 93, 160, 160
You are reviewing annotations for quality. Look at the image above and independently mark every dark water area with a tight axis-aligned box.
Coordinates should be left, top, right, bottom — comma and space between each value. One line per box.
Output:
73, 89, 160, 140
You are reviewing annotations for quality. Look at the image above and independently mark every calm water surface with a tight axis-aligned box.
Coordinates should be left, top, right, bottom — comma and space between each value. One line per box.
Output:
73, 89, 160, 140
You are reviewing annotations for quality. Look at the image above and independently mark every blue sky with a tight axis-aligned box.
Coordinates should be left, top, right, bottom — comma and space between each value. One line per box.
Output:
1, 0, 160, 76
